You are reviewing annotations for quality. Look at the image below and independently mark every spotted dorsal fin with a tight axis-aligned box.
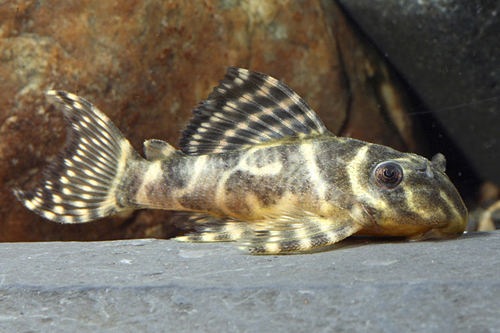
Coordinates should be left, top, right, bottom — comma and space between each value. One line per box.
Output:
180, 67, 329, 155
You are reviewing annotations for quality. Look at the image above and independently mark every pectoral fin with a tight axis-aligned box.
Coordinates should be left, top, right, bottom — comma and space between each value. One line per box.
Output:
240, 210, 363, 254
173, 209, 363, 254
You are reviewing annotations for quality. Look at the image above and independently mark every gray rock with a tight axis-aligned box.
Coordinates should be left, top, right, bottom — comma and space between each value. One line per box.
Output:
1, 231, 499, 332
337, 0, 500, 187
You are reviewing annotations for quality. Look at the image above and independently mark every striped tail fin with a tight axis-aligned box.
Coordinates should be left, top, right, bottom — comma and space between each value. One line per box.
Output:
14, 91, 143, 223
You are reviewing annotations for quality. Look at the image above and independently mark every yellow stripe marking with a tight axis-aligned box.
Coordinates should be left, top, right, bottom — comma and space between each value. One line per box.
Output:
175, 155, 209, 199
347, 144, 389, 212
439, 189, 463, 222
405, 188, 444, 221
135, 160, 162, 205
300, 143, 328, 211
104, 139, 131, 207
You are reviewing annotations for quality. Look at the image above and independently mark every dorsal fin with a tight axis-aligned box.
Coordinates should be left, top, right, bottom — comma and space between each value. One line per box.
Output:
180, 67, 329, 155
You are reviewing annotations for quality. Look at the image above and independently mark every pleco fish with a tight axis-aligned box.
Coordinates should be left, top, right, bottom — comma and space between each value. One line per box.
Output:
14, 68, 468, 254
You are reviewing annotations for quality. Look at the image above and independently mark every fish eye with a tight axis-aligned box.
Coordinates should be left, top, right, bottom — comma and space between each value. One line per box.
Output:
374, 161, 403, 190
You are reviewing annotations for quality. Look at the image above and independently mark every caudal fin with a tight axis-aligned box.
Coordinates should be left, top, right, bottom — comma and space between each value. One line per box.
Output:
14, 91, 142, 223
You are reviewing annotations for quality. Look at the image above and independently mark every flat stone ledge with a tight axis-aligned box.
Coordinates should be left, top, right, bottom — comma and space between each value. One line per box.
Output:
1, 231, 499, 332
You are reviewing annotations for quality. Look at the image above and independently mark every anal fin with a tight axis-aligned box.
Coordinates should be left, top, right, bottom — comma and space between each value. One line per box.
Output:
173, 212, 249, 242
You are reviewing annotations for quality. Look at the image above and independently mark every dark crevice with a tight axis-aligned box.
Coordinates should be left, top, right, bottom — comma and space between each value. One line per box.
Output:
368, 73, 409, 152
333, 32, 353, 137
334, 1, 482, 204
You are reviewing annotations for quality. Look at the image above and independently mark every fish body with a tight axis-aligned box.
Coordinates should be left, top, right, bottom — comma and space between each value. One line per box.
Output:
15, 68, 468, 254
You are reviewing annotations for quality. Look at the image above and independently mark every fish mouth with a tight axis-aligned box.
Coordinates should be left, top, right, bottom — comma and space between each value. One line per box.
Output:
357, 201, 468, 239
407, 211, 468, 241
407, 228, 464, 241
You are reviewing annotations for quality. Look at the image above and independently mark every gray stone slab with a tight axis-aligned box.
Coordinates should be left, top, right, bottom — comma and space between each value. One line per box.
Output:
1, 231, 500, 332
336, 0, 500, 187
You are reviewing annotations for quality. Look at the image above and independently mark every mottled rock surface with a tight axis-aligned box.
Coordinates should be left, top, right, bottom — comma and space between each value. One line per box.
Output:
0, 231, 499, 331
2, 0, 417, 241
337, 0, 500, 189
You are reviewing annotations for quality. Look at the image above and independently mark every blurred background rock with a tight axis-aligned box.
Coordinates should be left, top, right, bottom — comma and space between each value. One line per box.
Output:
0, 0, 496, 241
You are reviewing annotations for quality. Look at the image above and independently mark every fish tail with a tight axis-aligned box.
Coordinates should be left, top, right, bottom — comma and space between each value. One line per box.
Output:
14, 91, 144, 223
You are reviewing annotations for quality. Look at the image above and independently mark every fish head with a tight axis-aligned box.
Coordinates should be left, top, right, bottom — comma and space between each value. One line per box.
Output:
354, 145, 468, 240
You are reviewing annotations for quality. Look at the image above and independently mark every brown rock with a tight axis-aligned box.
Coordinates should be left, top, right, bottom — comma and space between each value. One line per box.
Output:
1, 0, 417, 241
